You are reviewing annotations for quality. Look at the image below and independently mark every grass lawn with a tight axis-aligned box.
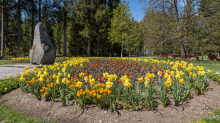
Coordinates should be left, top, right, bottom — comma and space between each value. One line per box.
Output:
0, 104, 56, 123
0, 60, 11, 65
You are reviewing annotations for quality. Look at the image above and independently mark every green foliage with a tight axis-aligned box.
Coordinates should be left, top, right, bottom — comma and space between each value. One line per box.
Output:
1, 0, 143, 57
108, 0, 141, 57
0, 105, 56, 123
140, 0, 220, 56
194, 108, 220, 123
0, 77, 20, 97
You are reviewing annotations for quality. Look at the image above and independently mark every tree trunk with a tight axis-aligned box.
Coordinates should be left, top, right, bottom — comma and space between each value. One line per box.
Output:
18, 0, 21, 55
5, 21, 8, 49
160, 42, 163, 58
180, 42, 187, 59
5, 0, 8, 50
87, 37, 91, 57
121, 40, 123, 57
161, 0, 165, 58
1, 0, 4, 57
181, 0, 191, 59
31, 0, 34, 48
63, 24, 66, 56
103, 39, 106, 56
173, 0, 179, 24
63, 0, 67, 56
173, 0, 186, 59
75, 39, 76, 57
97, 43, 99, 56
39, 0, 41, 22
121, 28, 124, 57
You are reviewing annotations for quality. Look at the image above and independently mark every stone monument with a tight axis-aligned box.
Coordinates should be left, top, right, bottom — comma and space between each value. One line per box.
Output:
29, 22, 56, 64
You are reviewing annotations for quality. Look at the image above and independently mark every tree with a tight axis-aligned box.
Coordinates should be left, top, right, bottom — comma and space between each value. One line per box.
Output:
1, 0, 4, 57
140, 0, 200, 58
199, 0, 215, 18
17, 0, 21, 55
63, 0, 67, 56
31, 0, 34, 47
108, 0, 132, 57
140, 0, 177, 57
74, 0, 106, 57
4, 0, 9, 50
127, 19, 142, 55
39, 0, 41, 22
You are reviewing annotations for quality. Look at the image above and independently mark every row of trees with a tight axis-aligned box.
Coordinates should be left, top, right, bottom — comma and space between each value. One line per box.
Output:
1, 0, 219, 59
0, 0, 142, 58
139, 0, 220, 58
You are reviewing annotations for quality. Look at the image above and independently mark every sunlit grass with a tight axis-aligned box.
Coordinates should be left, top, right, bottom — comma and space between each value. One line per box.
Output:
0, 104, 56, 123
194, 108, 220, 123
0, 60, 11, 65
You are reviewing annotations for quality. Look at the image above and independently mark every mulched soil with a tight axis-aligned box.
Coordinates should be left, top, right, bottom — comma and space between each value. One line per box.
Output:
1, 79, 220, 123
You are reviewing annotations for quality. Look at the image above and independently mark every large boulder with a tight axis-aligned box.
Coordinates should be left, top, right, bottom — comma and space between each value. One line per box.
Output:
29, 22, 56, 65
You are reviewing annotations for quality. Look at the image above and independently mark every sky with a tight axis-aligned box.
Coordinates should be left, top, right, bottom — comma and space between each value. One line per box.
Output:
124, 0, 145, 21
123, 0, 199, 22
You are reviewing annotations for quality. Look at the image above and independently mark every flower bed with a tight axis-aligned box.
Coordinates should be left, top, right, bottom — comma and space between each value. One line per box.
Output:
0, 77, 20, 97
9, 57, 71, 63
18, 57, 211, 111
10, 57, 30, 63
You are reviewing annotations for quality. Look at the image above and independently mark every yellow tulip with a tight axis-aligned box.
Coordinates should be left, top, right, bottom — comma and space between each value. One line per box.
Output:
207, 69, 211, 74
90, 78, 96, 85
179, 79, 184, 84
123, 81, 131, 88
175, 74, 180, 80
20, 77, 25, 81
76, 81, 83, 88
106, 81, 113, 88
25, 66, 29, 70
79, 72, 85, 78
21, 72, 25, 76
138, 77, 144, 83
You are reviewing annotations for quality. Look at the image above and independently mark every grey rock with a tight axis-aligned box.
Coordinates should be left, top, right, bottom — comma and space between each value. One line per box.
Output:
29, 22, 56, 64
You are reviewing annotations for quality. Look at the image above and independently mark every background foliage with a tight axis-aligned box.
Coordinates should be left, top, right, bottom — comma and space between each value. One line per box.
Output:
0, 0, 220, 57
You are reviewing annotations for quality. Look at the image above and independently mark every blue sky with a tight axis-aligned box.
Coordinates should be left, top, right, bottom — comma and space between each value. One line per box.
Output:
123, 0, 199, 21
124, 0, 145, 21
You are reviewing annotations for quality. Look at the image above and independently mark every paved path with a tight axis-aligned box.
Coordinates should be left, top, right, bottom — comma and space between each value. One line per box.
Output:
0, 63, 39, 80
0, 63, 41, 68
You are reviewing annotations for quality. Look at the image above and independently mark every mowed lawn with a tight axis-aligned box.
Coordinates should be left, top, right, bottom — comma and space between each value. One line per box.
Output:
0, 60, 11, 65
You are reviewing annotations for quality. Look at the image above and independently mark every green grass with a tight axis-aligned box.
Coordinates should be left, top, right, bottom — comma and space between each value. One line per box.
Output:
193, 108, 220, 123
0, 77, 21, 98
198, 55, 209, 59
0, 75, 57, 123
0, 104, 56, 123
0, 59, 11, 65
